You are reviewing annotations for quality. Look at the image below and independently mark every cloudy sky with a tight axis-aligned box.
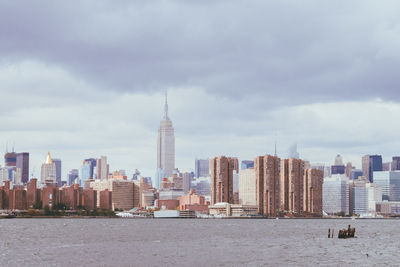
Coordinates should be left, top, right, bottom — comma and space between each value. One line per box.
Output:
1, 0, 400, 180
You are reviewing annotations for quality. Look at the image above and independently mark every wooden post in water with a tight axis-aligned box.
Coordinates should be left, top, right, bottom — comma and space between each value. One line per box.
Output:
328, 229, 331, 238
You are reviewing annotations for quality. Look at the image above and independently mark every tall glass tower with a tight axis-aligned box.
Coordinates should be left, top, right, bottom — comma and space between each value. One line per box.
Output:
157, 92, 175, 184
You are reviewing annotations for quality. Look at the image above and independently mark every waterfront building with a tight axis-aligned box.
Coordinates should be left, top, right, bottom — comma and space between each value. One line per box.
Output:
89, 179, 137, 210
241, 160, 254, 170
40, 152, 57, 184
208, 202, 258, 217
210, 156, 238, 205
178, 189, 208, 212
99, 189, 112, 210
255, 155, 281, 216
82, 188, 97, 210
141, 189, 156, 207
238, 168, 256, 205
373, 171, 400, 201
362, 155, 383, 182
16, 152, 29, 184
195, 159, 209, 178
157, 93, 175, 178
96, 156, 109, 180
280, 158, 304, 215
41, 182, 59, 208
303, 168, 324, 216
52, 158, 62, 186
27, 178, 40, 208
323, 174, 349, 215
376, 201, 400, 215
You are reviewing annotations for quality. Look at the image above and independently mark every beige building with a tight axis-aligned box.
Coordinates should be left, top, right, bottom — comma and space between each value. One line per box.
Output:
239, 168, 256, 205
209, 202, 258, 217
90, 179, 139, 210
40, 151, 57, 184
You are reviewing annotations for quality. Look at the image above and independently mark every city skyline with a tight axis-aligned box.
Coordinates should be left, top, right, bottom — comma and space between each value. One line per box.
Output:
1, 1, 400, 180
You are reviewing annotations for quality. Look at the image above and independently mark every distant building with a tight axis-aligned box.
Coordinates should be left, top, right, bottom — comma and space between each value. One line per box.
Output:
191, 177, 210, 196
178, 189, 208, 213
349, 180, 382, 215
350, 169, 363, 180
334, 154, 343, 166
373, 171, 400, 201
52, 158, 62, 186
16, 152, 29, 184
96, 156, 109, 180
208, 202, 258, 217
157, 93, 175, 178
195, 159, 209, 178
210, 156, 238, 205
362, 155, 382, 183
345, 162, 353, 178
287, 144, 299, 159
239, 168, 256, 205
241, 160, 254, 170
182, 172, 192, 193
4, 152, 17, 167
68, 169, 79, 185
383, 162, 392, 171
40, 152, 57, 184
392, 157, 400, 171
331, 165, 345, 175
323, 174, 349, 215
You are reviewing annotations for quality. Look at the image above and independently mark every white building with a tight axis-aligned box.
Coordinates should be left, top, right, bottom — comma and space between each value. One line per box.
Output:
157, 92, 175, 181
323, 174, 349, 215
40, 151, 57, 183
239, 168, 256, 205
373, 171, 400, 201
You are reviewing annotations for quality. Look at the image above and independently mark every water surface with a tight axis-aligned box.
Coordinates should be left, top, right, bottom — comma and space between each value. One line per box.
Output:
0, 218, 398, 266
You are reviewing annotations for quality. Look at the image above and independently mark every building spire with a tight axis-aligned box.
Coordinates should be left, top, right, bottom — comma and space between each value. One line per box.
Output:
163, 91, 169, 120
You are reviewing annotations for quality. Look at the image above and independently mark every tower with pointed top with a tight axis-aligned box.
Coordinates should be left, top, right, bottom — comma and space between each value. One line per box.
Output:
157, 92, 175, 187
40, 151, 57, 184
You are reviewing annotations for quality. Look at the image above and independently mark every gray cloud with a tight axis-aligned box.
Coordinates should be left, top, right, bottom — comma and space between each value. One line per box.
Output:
1, 1, 400, 104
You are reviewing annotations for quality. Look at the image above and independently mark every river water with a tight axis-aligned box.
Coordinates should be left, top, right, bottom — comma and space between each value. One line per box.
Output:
0, 218, 399, 266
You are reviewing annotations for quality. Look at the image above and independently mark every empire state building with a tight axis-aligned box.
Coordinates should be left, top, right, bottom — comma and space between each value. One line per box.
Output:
157, 93, 175, 181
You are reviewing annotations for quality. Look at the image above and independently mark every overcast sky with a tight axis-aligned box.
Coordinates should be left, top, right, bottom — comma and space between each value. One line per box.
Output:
1, 1, 400, 180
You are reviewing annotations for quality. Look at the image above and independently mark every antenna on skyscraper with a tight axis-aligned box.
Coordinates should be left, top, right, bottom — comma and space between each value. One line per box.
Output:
12, 141, 15, 152
274, 131, 278, 157
164, 90, 169, 120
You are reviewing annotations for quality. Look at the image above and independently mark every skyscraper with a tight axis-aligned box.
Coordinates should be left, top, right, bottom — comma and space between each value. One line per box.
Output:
96, 156, 109, 180
280, 158, 304, 214
4, 152, 17, 167
157, 93, 175, 178
68, 169, 79, 185
254, 155, 280, 216
210, 156, 238, 205
334, 154, 343, 165
362, 155, 382, 182
392, 157, 400, 171
52, 158, 62, 186
195, 159, 209, 178
40, 151, 57, 183
16, 152, 29, 184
